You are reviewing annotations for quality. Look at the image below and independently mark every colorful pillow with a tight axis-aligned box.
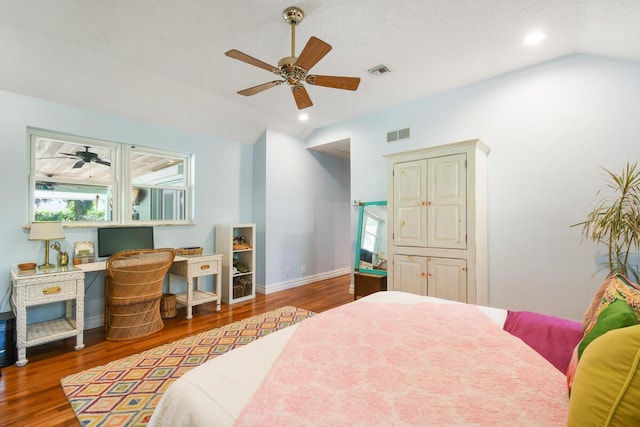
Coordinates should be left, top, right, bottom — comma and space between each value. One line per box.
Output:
503, 310, 582, 374
567, 324, 640, 426
583, 275, 640, 335
578, 299, 638, 359
581, 277, 612, 333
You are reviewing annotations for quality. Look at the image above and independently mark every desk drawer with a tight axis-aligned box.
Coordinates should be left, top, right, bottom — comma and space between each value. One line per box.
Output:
188, 260, 219, 278
27, 280, 77, 301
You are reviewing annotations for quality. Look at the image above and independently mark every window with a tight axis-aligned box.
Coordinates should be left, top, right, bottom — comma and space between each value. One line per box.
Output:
29, 128, 193, 226
128, 146, 189, 222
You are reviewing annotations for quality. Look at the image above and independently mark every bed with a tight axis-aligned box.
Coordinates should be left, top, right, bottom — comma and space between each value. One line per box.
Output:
148, 291, 593, 426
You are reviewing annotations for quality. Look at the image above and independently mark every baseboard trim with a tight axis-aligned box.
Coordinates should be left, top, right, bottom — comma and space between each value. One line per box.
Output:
257, 267, 351, 295
85, 314, 104, 330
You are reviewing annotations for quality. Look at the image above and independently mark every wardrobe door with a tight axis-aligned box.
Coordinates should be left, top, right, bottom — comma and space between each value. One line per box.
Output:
427, 154, 467, 249
393, 160, 427, 247
393, 254, 427, 295
427, 257, 467, 302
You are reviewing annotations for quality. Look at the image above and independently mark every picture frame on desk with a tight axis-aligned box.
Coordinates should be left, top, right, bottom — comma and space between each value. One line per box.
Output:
73, 241, 95, 264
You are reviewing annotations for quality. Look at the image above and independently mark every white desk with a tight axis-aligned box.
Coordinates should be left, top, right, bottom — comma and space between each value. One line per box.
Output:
10, 253, 222, 366
168, 254, 223, 319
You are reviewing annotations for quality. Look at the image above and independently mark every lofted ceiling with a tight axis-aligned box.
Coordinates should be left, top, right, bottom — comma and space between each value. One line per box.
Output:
1, 0, 639, 152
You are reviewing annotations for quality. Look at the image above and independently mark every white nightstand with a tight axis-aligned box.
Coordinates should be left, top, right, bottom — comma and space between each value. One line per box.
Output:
10, 266, 85, 367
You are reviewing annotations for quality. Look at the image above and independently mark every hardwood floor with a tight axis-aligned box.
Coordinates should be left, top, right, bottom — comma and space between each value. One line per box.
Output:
0, 275, 353, 426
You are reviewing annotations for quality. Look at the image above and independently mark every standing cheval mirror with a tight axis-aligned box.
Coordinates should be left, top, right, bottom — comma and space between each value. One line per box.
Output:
354, 201, 388, 276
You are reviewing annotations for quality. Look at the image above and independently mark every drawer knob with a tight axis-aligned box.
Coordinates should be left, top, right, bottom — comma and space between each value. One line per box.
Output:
43, 286, 62, 295
200, 264, 210, 270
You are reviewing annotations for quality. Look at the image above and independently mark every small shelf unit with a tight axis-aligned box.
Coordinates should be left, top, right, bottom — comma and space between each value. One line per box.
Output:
215, 223, 256, 304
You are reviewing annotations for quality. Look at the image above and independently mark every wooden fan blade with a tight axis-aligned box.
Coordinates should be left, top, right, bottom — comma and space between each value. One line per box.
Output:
306, 75, 361, 91
237, 81, 283, 96
225, 49, 278, 73
295, 36, 332, 71
292, 85, 313, 110
72, 160, 85, 169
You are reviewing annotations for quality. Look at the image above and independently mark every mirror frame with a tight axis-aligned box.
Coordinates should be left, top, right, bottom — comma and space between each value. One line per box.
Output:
354, 200, 388, 276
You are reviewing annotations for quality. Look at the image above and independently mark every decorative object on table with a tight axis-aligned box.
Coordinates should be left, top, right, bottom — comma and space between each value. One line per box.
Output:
176, 246, 203, 256
17, 263, 37, 271
50, 242, 69, 266
73, 241, 95, 264
573, 161, 640, 281
28, 222, 65, 269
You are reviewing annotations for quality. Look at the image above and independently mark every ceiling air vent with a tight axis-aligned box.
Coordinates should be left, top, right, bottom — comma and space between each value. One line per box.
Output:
387, 127, 410, 143
368, 64, 391, 77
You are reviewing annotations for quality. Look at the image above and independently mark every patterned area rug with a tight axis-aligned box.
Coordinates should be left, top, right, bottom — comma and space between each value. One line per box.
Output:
60, 306, 314, 426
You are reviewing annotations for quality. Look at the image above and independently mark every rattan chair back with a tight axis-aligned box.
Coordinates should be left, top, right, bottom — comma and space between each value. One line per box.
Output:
104, 248, 176, 341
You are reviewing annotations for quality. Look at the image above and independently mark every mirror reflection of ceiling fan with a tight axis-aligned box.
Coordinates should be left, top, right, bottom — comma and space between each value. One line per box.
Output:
60, 146, 111, 169
225, 6, 361, 110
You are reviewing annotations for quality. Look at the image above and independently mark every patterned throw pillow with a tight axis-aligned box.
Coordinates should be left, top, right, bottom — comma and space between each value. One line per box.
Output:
583, 275, 640, 335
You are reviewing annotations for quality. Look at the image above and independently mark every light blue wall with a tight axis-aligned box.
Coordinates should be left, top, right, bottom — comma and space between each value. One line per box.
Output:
308, 54, 640, 320
0, 89, 253, 326
262, 129, 350, 292
252, 131, 267, 288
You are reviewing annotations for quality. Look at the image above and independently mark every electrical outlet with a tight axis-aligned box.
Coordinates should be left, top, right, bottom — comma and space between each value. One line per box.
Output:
301, 265, 306, 274
284, 267, 290, 277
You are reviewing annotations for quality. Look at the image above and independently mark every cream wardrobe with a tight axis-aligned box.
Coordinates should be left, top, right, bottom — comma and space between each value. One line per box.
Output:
385, 139, 489, 305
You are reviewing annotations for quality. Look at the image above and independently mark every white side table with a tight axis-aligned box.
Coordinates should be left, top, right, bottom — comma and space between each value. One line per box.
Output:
10, 266, 85, 367
168, 253, 222, 319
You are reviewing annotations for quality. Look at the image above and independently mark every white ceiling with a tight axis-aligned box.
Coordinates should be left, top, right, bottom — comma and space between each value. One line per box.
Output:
1, 0, 639, 150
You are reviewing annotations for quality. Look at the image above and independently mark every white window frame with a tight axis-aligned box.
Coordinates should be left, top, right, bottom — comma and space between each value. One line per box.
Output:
28, 128, 194, 226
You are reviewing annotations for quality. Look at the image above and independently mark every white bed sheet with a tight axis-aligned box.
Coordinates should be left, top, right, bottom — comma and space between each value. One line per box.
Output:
148, 292, 508, 427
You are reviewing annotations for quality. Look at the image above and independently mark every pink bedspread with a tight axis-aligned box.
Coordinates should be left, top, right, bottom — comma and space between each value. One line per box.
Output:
235, 301, 568, 426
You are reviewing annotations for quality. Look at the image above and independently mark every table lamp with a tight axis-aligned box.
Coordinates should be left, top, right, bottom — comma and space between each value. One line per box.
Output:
29, 222, 65, 269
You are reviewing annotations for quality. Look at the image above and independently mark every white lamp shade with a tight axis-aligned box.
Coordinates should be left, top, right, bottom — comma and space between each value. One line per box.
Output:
29, 222, 65, 240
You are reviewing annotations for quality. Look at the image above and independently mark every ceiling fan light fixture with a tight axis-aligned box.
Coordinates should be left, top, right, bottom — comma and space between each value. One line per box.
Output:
298, 112, 309, 121
224, 6, 361, 110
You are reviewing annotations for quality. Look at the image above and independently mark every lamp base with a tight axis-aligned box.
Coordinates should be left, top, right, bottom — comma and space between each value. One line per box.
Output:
39, 263, 56, 270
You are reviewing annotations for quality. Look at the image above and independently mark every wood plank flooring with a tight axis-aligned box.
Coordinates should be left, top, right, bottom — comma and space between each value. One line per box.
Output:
0, 275, 353, 426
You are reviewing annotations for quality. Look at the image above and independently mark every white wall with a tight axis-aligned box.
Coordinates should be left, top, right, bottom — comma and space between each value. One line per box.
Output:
0, 89, 253, 326
308, 54, 640, 320
262, 129, 351, 293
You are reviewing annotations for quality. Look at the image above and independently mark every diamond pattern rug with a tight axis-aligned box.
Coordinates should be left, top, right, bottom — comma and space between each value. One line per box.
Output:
60, 306, 314, 427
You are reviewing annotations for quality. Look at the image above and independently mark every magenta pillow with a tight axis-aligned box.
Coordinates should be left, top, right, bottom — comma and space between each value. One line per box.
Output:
503, 310, 583, 374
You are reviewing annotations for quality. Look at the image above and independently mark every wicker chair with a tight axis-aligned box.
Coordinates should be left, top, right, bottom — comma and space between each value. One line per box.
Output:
104, 248, 176, 341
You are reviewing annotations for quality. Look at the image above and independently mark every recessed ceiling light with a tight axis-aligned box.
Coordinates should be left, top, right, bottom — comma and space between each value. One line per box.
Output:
298, 113, 309, 121
523, 31, 546, 46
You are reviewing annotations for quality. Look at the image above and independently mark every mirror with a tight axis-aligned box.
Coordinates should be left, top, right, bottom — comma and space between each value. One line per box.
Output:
354, 201, 388, 275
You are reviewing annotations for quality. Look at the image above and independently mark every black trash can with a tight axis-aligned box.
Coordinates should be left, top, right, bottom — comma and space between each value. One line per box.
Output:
0, 311, 16, 373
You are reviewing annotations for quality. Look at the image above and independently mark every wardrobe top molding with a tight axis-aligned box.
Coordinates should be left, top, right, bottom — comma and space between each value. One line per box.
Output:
384, 139, 490, 161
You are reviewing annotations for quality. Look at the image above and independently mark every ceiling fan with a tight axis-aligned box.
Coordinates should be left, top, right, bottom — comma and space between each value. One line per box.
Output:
225, 6, 361, 110
60, 146, 111, 169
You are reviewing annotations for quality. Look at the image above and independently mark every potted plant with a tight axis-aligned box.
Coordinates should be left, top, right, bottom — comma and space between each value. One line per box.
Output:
574, 161, 640, 281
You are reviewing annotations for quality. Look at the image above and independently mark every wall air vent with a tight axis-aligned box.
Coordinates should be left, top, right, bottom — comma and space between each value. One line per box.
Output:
387, 127, 410, 143
367, 64, 391, 77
